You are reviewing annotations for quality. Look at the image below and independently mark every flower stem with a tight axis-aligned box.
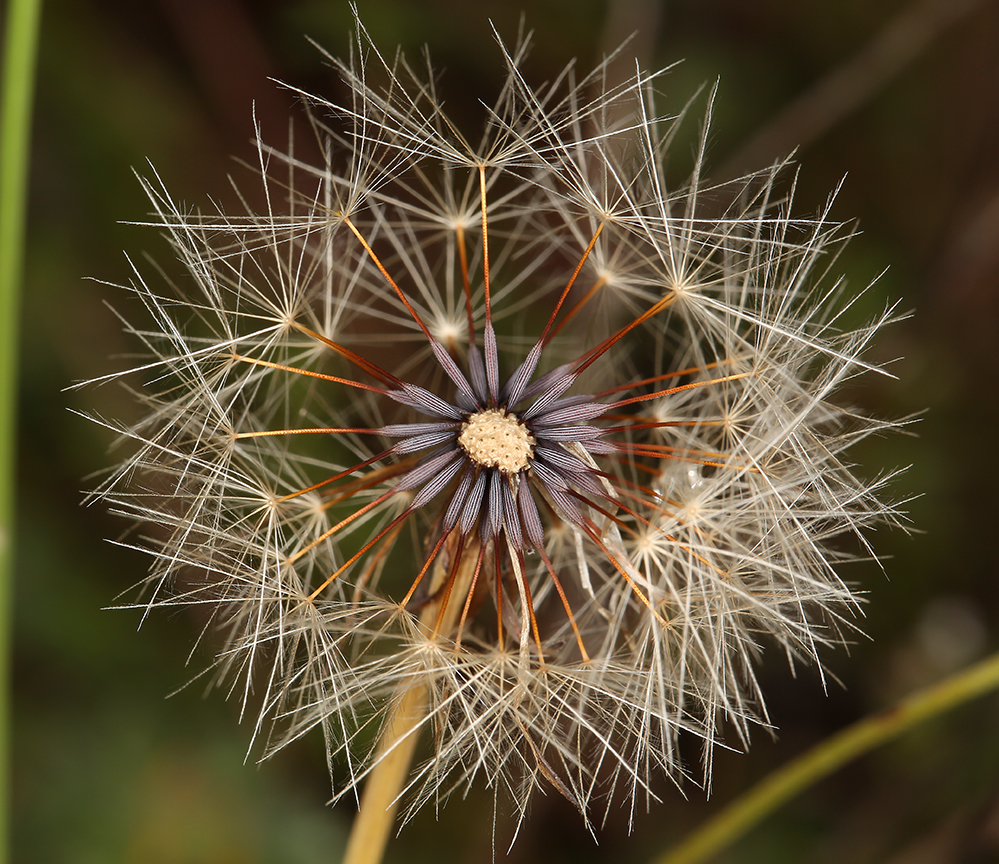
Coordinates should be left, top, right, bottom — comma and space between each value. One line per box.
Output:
0, 0, 43, 861
653, 648, 999, 864
342, 536, 481, 864
341, 683, 426, 864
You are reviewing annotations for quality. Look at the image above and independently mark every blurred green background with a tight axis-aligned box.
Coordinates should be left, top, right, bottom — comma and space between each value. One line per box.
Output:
15, 0, 999, 862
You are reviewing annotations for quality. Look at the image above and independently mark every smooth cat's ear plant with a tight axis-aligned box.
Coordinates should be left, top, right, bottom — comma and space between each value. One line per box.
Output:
82, 14, 902, 847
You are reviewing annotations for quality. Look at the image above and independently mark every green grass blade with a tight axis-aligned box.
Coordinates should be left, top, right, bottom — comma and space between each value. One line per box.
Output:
0, 0, 44, 860
653, 648, 999, 864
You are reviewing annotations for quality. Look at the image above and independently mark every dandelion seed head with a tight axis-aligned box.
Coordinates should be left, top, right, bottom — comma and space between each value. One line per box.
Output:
81, 11, 908, 841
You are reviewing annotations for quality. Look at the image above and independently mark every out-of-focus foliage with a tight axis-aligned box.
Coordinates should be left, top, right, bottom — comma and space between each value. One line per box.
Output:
17, 1, 999, 862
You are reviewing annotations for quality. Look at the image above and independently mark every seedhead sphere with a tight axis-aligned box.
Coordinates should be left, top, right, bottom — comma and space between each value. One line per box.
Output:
84, 14, 904, 837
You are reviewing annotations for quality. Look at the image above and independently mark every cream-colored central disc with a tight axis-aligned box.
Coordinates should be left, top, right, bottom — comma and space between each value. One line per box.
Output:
458, 409, 535, 473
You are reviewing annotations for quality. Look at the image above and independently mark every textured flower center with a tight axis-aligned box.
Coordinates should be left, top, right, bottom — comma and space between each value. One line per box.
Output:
458, 409, 535, 473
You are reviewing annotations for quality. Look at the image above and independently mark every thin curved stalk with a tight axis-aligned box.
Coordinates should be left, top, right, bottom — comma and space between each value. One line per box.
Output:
654, 648, 999, 864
